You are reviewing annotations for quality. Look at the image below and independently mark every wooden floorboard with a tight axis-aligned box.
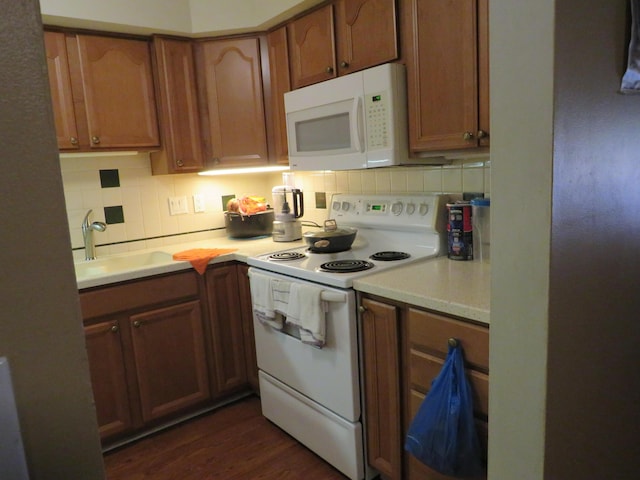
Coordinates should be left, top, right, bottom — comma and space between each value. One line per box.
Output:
104, 395, 349, 479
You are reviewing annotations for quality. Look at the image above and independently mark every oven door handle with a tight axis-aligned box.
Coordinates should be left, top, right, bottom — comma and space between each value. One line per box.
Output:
247, 270, 346, 303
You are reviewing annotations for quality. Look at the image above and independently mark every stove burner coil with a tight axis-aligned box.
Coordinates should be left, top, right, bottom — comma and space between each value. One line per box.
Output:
369, 251, 411, 261
319, 259, 374, 273
268, 251, 306, 261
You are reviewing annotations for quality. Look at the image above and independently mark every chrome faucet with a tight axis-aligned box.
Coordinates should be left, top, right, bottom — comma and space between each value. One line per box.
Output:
82, 209, 107, 260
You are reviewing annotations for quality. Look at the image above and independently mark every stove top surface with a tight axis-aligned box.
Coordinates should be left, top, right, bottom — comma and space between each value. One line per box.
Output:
247, 193, 447, 288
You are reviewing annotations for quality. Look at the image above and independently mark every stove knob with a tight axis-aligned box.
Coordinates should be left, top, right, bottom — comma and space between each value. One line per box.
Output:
419, 203, 430, 216
332, 201, 341, 211
391, 201, 403, 216
341, 201, 350, 211
406, 203, 416, 215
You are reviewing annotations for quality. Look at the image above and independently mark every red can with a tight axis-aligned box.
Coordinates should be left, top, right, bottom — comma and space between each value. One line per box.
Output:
447, 202, 473, 260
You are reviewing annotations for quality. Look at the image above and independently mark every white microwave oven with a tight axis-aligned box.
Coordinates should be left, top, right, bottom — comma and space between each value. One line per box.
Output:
284, 63, 410, 171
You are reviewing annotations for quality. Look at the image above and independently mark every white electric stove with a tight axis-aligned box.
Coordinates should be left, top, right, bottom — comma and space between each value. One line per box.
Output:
246, 193, 447, 480
247, 193, 448, 288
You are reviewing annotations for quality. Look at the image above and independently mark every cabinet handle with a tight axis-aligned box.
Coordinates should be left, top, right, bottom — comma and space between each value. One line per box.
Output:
91, 136, 101, 145
340, 61, 349, 68
176, 159, 184, 167
463, 131, 474, 141
133, 320, 142, 328
110, 324, 119, 333
70, 136, 79, 145
477, 130, 488, 139
212, 157, 220, 165
325, 66, 334, 74
358, 305, 367, 313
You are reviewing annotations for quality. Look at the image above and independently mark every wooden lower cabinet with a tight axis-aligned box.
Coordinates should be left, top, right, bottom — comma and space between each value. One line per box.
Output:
81, 263, 262, 446
360, 297, 403, 479
359, 294, 489, 480
236, 264, 259, 392
203, 263, 249, 398
129, 300, 210, 423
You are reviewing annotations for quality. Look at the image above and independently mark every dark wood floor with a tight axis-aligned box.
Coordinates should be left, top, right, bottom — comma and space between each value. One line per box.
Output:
104, 395, 349, 479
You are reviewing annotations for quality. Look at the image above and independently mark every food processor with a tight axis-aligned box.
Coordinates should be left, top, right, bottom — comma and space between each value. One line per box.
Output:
271, 185, 304, 242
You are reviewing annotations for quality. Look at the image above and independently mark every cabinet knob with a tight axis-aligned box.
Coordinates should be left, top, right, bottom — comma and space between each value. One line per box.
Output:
110, 324, 119, 333
176, 159, 184, 167
91, 136, 101, 145
463, 131, 474, 141
133, 320, 142, 328
212, 157, 220, 165
477, 129, 488, 139
340, 61, 349, 68
358, 305, 367, 313
325, 66, 334, 74
70, 136, 79, 145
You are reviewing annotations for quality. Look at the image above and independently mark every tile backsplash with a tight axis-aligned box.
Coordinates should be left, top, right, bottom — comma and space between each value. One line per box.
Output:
60, 152, 489, 259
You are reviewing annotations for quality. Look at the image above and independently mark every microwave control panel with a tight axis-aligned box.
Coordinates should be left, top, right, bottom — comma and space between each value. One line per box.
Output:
365, 91, 390, 150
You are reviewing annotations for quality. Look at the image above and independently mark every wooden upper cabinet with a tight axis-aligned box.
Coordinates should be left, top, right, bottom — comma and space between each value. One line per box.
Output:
197, 37, 269, 168
266, 27, 291, 164
335, 0, 399, 75
477, 0, 490, 147
288, 4, 337, 89
150, 37, 204, 174
44, 31, 160, 151
403, 0, 487, 152
44, 31, 80, 150
75, 34, 160, 149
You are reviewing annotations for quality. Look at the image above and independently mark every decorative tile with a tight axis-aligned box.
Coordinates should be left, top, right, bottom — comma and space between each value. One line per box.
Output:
99, 169, 120, 188
104, 205, 125, 224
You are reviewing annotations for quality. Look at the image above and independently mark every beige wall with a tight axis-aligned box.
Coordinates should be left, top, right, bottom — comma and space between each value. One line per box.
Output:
0, 0, 105, 478
490, 0, 640, 478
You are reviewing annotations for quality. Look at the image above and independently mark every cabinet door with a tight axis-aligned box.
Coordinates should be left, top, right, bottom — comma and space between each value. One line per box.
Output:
199, 37, 268, 168
75, 35, 160, 149
151, 37, 204, 174
236, 264, 259, 392
403, 0, 479, 151
129, 300, 210, 423
361, 297, 402, 479
266, 27, 291, 164
477, 0, 490, 146
335, 0, 398, 75
288, 4, 336, 89
84, 320, 132, 441
44, 31, 80, 150
204, 264, 248, 398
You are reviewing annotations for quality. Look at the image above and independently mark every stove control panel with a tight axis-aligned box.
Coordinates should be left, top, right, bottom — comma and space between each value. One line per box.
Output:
329, 194, 447, 232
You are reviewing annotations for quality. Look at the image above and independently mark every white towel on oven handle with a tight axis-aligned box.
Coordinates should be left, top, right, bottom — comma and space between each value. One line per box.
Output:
249, 271, 283, 330
286, 282, 327, 348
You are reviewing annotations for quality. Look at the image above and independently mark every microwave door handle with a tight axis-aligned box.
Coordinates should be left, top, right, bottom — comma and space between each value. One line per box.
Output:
352, 96, 364, 153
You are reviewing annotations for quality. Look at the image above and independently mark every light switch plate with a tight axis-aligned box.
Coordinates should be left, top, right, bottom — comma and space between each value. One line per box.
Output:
193, 194, 205, 213
168, 196, 189, 215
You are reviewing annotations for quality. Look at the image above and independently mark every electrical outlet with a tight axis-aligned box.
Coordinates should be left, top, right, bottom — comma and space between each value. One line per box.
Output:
193, 194, 205, 213
168, 196, 189, 215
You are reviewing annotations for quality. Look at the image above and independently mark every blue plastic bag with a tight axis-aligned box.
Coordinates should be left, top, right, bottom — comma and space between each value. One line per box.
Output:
405, 343, 484, 478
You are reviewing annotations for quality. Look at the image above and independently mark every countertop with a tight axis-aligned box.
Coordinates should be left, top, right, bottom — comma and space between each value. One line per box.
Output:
353, 256, 491, 325
75, 234, 490, 325
74, 232, 306, 290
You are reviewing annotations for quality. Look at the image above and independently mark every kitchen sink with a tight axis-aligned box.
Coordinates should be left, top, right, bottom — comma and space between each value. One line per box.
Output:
74, 250, 175, 278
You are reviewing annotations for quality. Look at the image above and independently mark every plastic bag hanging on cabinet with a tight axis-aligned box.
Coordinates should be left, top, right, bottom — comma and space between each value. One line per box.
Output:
404, 341, 484, 478
621, 0, 640, 93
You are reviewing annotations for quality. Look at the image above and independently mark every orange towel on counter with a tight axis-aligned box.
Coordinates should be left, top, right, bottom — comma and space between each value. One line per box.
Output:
172, 248, 237, 274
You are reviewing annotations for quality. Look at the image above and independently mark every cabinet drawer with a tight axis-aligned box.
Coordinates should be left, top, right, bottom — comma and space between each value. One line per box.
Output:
408, 308, 489, 372
409, 350, 488, 417
408, 390, 488, 479
80, 271, 199, 319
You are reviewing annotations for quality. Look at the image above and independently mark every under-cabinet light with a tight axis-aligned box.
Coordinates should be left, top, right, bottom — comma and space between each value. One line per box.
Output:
198, 165, 290, 176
